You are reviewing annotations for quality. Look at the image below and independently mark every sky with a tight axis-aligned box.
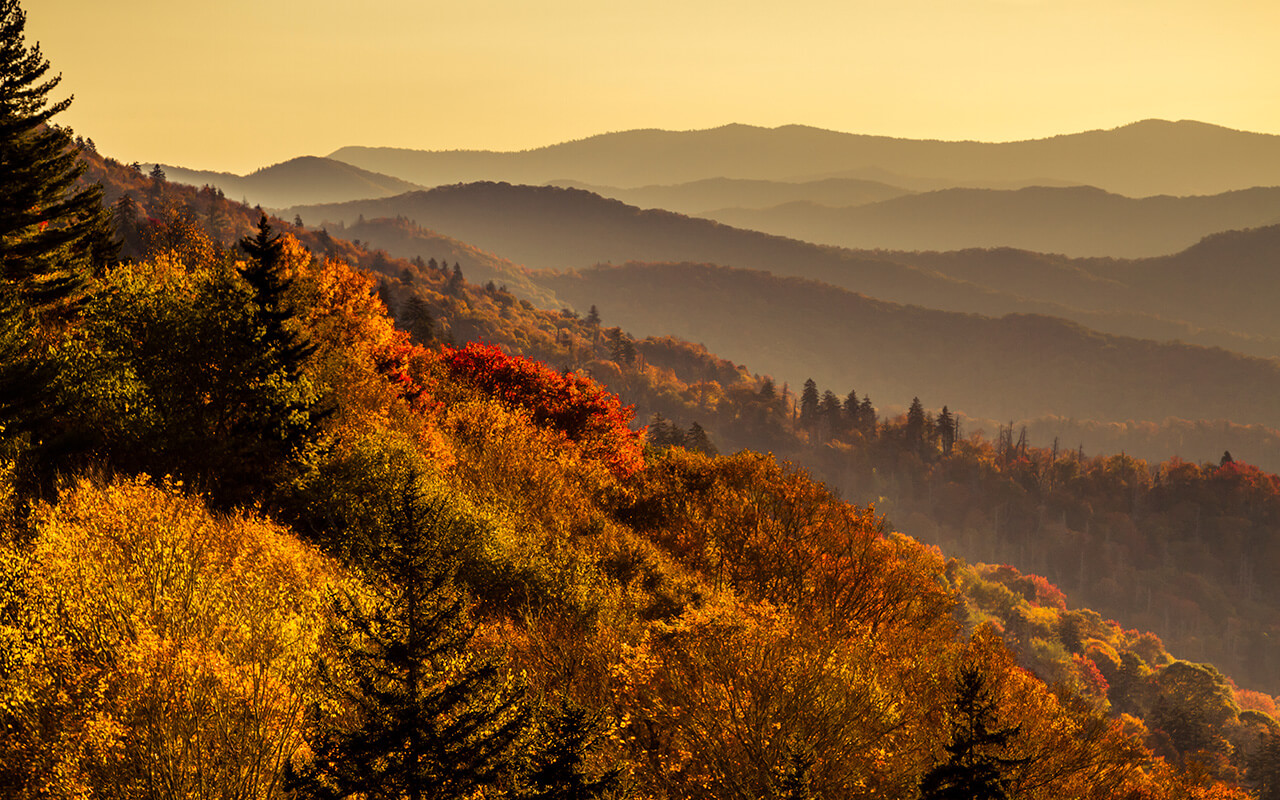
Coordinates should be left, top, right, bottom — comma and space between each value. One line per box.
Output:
26, 0, 1280, 174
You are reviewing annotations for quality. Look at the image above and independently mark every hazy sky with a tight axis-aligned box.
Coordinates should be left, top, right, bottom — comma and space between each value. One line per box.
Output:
27, 0, 1280, 174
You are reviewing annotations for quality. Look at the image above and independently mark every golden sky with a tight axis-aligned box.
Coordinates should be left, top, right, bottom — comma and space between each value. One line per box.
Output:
27, 0, 1280, 174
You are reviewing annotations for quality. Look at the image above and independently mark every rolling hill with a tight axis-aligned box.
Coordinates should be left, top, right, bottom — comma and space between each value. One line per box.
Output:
539, 260, 1280, 431
157, 155, 424, 208
547, 176, 914, 215
284, 182, 1280, 356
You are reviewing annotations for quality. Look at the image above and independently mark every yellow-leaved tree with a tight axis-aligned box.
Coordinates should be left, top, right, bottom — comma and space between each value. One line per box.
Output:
8, 476, 350, 799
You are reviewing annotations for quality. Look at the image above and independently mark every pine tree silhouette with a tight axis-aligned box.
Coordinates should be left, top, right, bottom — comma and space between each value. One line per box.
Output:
287, 478, 528, 800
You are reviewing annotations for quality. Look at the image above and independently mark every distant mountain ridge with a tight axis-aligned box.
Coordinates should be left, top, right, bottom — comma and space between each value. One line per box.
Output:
157, 156, 424, 208
539, 261, 1280, 431
328, 120, 1280, 197
547, 176, 915, 215
702, 184, 1280, 258
282, 181, 1280, 355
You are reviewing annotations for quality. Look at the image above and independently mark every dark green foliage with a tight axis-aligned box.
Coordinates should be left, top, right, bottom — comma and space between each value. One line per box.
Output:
919, 666, 1027, 800
905, 396, 927, 452
516, 703, 623, 800
0, 296, 58, 436
0, 0, 114, 312
936, 405, 956, 456
799, 379, 819, 427
0, 0, 114, 454
239, 213, 320, 376
56, 220, 326, 504
448, 262, 465, 295
288, 478, 528, 800
401, 293, 435, 343
1151, 660, 1238, 760
1249, 730, 1280, 800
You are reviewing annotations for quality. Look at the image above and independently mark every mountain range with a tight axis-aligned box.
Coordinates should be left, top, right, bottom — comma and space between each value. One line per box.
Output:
327, 119, 1280, 197
539, 260, 1280, 431
701, 184, 1280, 258
283, 181, 1280, 357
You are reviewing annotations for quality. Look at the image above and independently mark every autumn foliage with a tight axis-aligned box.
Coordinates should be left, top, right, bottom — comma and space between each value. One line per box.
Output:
0, 130, 1270, 798
442, 341, 645, 478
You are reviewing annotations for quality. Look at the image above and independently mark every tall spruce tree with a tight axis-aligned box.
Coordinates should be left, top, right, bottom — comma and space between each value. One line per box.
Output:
919, 667, 1027, 800
400, 293, 435, 343
516, 703, 623, 800
0, 0, 113, 441
936, 405, 956, 456
799, 379, 819, 428
287, 478, 528, 800
0, 0, 113, 310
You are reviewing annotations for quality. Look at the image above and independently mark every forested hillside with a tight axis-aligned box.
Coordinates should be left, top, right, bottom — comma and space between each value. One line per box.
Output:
7, 3, 1280, 796
283, 181, 1280, 357
540, 262, 1280, 441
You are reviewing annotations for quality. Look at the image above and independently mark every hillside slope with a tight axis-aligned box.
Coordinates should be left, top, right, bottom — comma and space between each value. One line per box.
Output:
540, 261, 1280, 429
284, 181, 1280, 355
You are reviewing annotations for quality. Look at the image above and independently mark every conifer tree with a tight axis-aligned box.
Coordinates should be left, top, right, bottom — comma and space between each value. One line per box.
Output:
760, 378, 777, 401
799, 379, 819, 428
842, 390, 859, 423
288, 479, 528, 800
447, 262, 465, 295
0, 0, 113, 439
937, 405, 956, 456
857, 396, 876, 435
516, 703, 623, 800
818, 390, 842, 432
401, 293, 435, 343
0, 0, 114, 311
905, 396, 927, 452
685, 421, 717, 456
919, 667, 1027, 800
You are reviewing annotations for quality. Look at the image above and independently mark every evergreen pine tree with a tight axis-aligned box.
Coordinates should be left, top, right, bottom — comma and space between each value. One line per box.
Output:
238, 213, 318, 390
905, 396, 927, 452
760, 378, 777, 401
857, 396, 876, 435
919, 667, 1027, 800
288, 478, 528, 800
447, 262, 465, 295
818, 389, 842, 435
937, 405, 956, 456
686, 421, 717, 456
401, 294, 435, 343
842, 390, 859, 425
0, 0, 114, 438
799, 379, 819, 428
516, 703, 623, 800
0, 0, 114, 310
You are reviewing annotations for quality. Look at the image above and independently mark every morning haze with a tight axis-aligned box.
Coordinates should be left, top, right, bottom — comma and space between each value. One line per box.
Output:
27, 0, 1280, 173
